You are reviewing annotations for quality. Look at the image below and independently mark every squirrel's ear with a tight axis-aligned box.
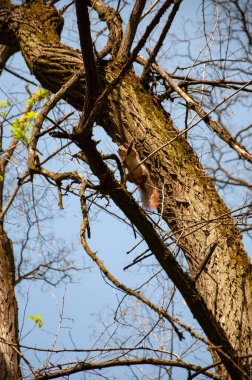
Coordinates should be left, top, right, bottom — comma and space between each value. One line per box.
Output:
124, 143, 129, 148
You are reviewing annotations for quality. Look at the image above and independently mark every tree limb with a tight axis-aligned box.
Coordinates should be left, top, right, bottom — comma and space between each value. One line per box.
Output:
74, 135, 247, 380
90, 0, 122, 59
33, 358, 219, 380
75, 0, 99, 117
141, 0, 182, 81
138, 56, 252, 164
117, 0, 147, 58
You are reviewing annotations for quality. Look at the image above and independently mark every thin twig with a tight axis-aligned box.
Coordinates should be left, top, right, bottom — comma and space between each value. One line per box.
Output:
79, 184, 184, 340
141, 0, 182, 81
137, 56, 252, 167
193, 242, 218, 282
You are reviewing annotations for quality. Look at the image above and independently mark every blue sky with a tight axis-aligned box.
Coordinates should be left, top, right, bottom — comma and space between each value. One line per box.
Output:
1, 0, 251, 378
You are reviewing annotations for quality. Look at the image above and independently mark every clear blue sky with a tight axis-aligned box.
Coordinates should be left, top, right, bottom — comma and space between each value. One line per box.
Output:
2, 0, 251, 378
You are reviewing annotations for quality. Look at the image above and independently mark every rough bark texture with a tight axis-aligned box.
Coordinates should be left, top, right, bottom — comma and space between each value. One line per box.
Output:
0, 225, 20, 380
0, 5, 21, 378
0, 0, 252, 378
103, 70, 252, 360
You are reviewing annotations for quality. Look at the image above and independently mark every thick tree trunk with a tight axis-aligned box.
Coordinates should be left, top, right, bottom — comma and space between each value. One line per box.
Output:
0, 225, 20, 380
104, 73, 252, 376
1, 0, 252, 377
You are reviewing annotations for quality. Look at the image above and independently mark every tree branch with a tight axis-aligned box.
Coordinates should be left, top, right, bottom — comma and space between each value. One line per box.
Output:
33, 357, 219, 380
73, 0, 181, 140
79, 183, 184, 340
74, 135, 247, 380
90, 0, 122, 59
117, 0, 147, 58
141, 0, 182, 81
138, 56, 252, 164
75, 0, 99, 117
28, 68, 83, 172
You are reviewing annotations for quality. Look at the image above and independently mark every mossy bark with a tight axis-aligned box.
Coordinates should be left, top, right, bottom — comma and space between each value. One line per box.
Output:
104, 71, 252, 365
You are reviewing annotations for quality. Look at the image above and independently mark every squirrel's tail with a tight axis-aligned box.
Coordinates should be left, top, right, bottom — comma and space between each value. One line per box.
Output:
140, 182, 159, 209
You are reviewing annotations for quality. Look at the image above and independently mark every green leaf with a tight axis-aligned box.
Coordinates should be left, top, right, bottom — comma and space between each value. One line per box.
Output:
28, 88, 49, 106
10, 118, 30, 144
0, 100, 10, 109
26, 111, 38, 121
28, 315, 44, 328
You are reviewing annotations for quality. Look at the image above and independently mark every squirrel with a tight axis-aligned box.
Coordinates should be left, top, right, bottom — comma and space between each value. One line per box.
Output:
118, 144, 159, 209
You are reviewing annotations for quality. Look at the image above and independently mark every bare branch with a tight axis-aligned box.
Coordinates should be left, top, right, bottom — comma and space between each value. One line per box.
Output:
137, 56, 252, 164
90, 0, 122, 59
141, 0, 183, 81
28, 68, 83, 172
118, 0, 147, 58
231, 0, 252, 46
3, 66, 38, 86
74, 0, 180, 140
33, 357, 219, 380
74, 136, 247, 379
75, 0, 99, 116
79, 183, 184, 340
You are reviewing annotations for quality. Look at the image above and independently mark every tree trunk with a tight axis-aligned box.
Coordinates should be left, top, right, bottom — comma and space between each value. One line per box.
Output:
1, 0, 252, 377
104, 68, 252, 356
104, 72, 252, 376
0, 225, 20, 380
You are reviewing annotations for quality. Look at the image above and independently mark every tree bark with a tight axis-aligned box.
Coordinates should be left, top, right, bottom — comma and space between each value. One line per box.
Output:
0, 0, 252, 378
0, 225, 20, 380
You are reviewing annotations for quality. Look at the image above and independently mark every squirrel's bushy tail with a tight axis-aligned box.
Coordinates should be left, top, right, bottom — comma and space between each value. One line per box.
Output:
140, 182, 159, 209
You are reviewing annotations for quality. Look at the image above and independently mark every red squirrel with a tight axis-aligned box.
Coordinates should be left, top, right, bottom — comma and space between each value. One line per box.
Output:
118, 144, 159, 209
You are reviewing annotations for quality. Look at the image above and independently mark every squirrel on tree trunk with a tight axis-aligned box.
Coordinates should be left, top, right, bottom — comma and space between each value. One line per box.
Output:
118, 144, 159, 209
